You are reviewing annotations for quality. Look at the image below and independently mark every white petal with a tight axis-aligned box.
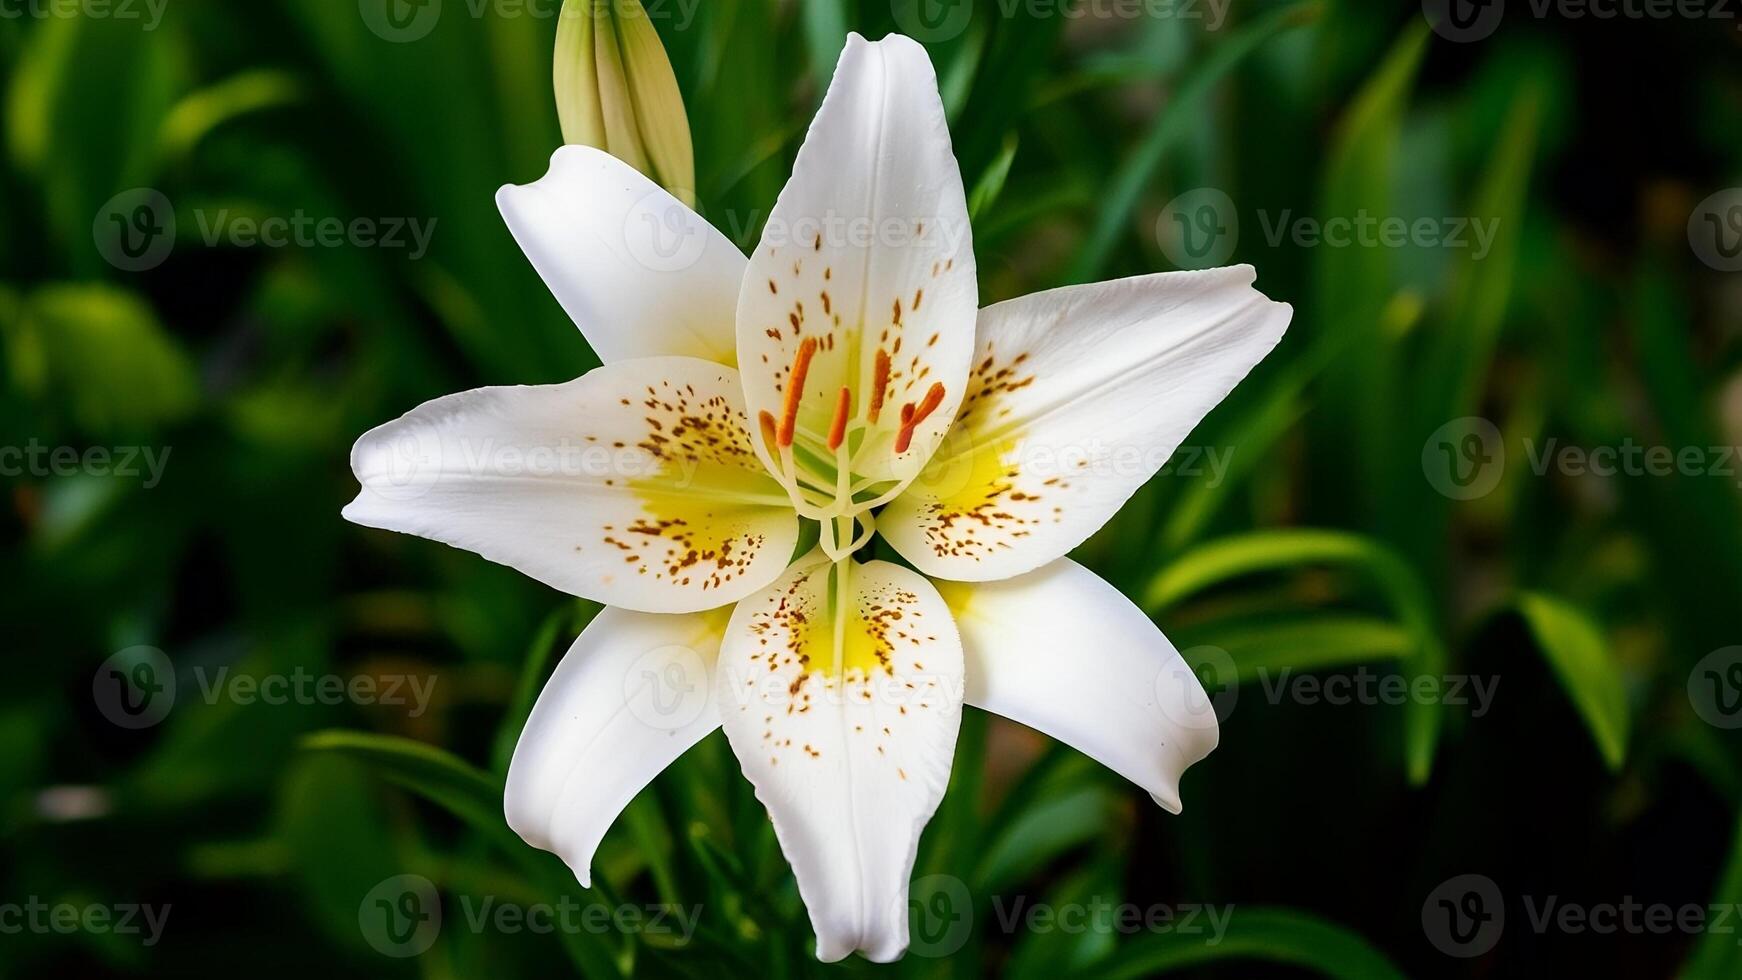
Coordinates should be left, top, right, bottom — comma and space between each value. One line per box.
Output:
938, 558, 1217, 812
498, 145, 744, 366
343, 356, 798, 614
734, 34, 977, 497
883, 266, 1291, 581
716, 556, 964, 962
506, 607, 727, 886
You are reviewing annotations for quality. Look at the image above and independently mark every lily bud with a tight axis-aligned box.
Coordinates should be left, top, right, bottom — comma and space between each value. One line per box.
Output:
554, 0, 695, 204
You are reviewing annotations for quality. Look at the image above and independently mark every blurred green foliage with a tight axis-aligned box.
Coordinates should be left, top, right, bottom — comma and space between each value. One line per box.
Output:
2, 0, 1741, 976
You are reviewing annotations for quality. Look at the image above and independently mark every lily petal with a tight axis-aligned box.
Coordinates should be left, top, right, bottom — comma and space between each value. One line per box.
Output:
716, 555, 964, 962
498, 145, 743, 365
938, 558, 1217, 812
343, 356, 799, 614
735, 34, 977, 496
883, 266, 1291, 581
506, 606, 727, 886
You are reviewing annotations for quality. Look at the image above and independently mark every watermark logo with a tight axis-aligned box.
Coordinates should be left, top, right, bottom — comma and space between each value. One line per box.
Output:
92, 646, 176, 729
1158, 188, 1238, 270
1423, 873, 1505, 957
904, 873, 974, 957
624, 644, 712, 730
94, 649, 440, 726
1, 442, 172, 488
0, 898, 170, 946
360, 0, 442, 42
892, 0, 974, 42
624, 190, 707, 273
356, 415, 446, 502
1156, 645, 1237, 731
360, 874, 442, 957
0, 0, 168, 29
1689, 188, 1742, 272
1424, 0, 1505, 41
1689, 646, 1742, 729
94, 188, 175, 272
1423, 416, 1505, 500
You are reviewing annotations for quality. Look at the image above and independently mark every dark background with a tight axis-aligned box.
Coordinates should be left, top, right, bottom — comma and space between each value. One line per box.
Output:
2, 0, 1741, 976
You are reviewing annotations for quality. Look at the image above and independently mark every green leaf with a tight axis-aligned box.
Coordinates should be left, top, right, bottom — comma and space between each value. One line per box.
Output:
158, 69, 304, 165
4, 12, 181, 274
276, 755, 406, 953
1176, 614, 1414, 683
1312, 21, 1430, 499
968, 133, 1019, 222
1514, 592, 1629, 771
300, 730, 510, 849
4, 284, 198, 436
800, 0, 848, 92
1065, 1, 1320, 283
1682, 815, 1742, 978
1091, 906, 1406, 980
1144, 529, 1447, 783
975, 786, 1112, 895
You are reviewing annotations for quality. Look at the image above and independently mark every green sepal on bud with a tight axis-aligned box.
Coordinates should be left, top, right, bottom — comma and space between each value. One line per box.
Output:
554, 0, 696, 205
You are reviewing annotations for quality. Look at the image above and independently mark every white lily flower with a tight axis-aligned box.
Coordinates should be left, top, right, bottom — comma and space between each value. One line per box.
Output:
344, 33, 1291, 963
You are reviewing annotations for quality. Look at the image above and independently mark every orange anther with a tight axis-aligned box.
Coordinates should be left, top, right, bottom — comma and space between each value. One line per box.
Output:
893, 384, 946, 455
868, 349, 891, 424
827, 387, 852, 451
909, 383, 946, 427
894, 403, 917, 454
778, 338, 818, 447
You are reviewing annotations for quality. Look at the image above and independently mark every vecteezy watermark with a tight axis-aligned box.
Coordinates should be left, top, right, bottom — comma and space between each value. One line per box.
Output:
92, 647, 176, 730
358, 874, 701, 957
0, 0, 168, 29
1422, 418, 1742, 500
360, 875, 442, 958
95, 189, 437, 271
1157, 188, 1239, 270
1156, 650, 1500, 730
1423, 874, 1742, 957
1426, 0, 1742, 42
624, 643, 713, 730
1422, 0, 1508, 41
0, 441, 172, 488
93, 188, 175, 272
1423, 874, 1506, 957
1156, 190, 1500, 270
1156, 646, 1237, 731
900, 874, 1233, 958
358, 0, 702, 44
1422, 417, 1506, 501
1689, 187, 1742, 272
621, 201, 976, 275
192, 210, 436, 260
1524, 438, 1742, 486
892, 0, 1229, 43
1689, 646, 1742, 729
352, 429, 711, 504
92, 647, 439, 728
1256, 209, 1499, 260
909, 437, 1236, 500
0, 898, 171, 947
1257, 668, 1499, 717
